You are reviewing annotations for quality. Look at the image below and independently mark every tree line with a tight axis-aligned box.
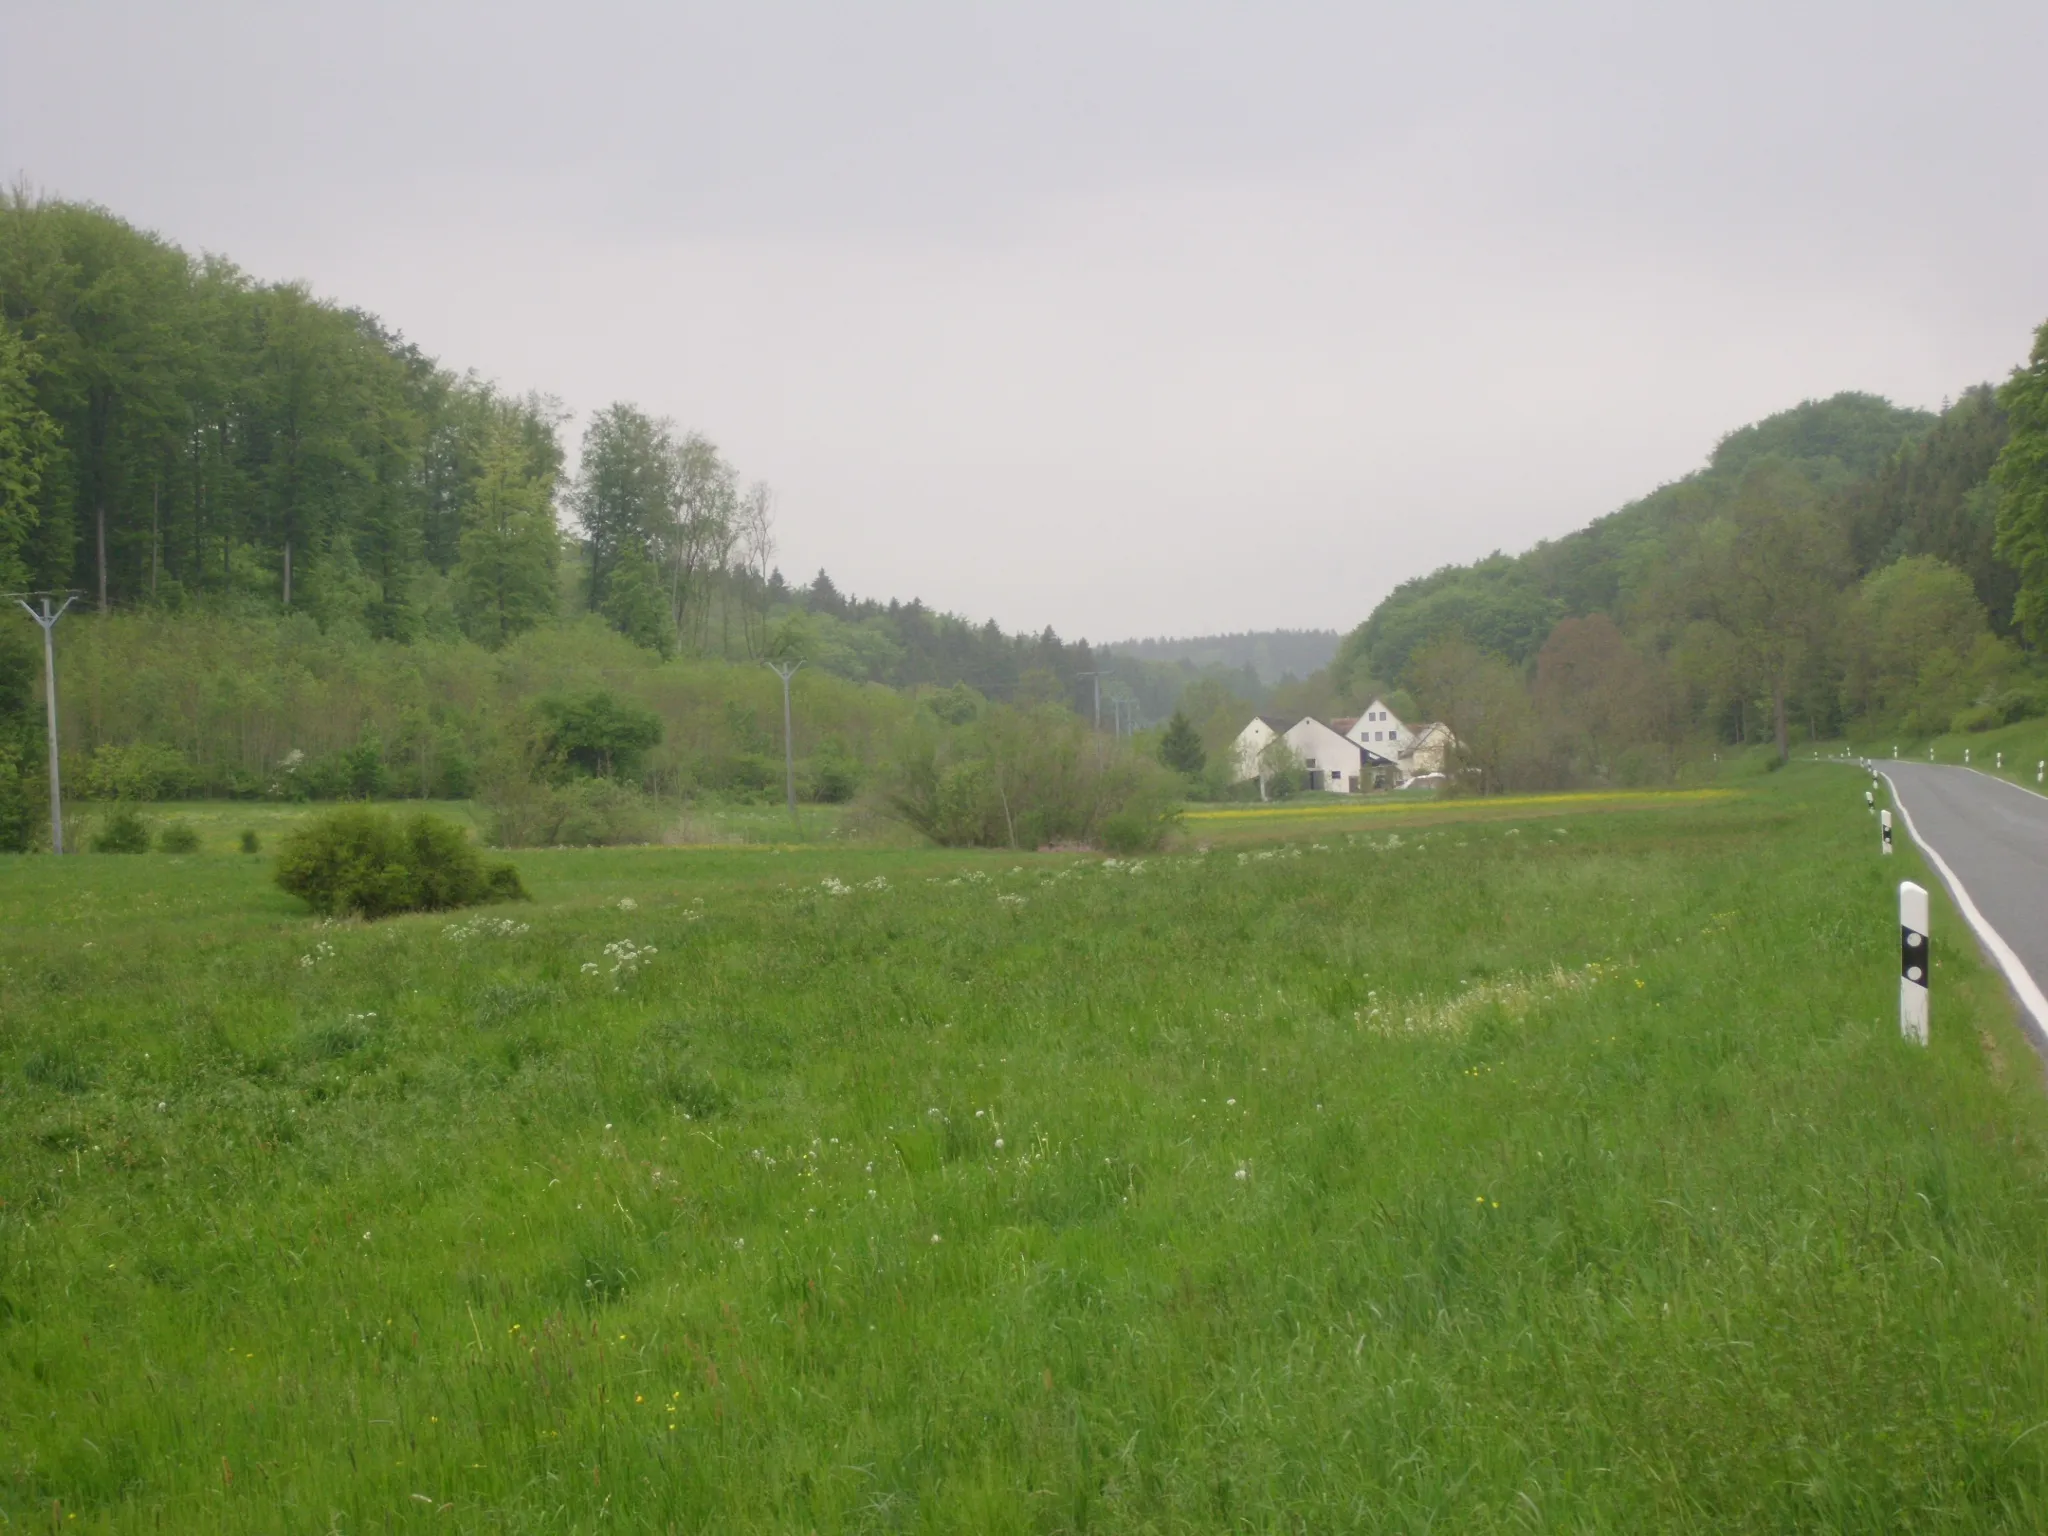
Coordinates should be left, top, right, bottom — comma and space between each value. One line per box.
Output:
0, 198, 1165, 846
0, 196, 1114, 704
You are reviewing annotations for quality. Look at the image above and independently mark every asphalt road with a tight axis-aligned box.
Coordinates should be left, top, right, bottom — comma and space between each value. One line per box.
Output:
1878, 762, 2048, 1044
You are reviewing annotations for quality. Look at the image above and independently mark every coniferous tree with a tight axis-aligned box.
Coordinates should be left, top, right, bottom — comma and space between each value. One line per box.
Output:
1157, 709, 1205, 775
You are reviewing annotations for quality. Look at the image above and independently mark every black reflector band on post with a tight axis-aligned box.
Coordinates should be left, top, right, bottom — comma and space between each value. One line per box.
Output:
1899, 880, 1929, 1046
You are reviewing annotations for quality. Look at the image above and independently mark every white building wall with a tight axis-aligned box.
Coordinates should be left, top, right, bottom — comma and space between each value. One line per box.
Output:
1402, 722, 1455, 777
1346, 697, 1414, 758
1231, 718, 1280, 782
1283, 718, 1365, 794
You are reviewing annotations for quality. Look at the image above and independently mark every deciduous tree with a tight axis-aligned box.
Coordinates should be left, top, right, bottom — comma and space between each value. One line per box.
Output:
1993, 319, 2048, 644
455, 422, 560, 648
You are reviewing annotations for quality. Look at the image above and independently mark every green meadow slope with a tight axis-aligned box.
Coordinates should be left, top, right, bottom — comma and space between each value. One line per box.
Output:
3, 769, 2047, 1530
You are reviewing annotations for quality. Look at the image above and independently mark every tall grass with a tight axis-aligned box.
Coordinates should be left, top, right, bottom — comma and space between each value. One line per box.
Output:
2, 768, 2046, 1530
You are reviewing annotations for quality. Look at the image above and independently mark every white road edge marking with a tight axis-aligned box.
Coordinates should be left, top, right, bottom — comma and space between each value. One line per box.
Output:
1881, 770, 2048, 1048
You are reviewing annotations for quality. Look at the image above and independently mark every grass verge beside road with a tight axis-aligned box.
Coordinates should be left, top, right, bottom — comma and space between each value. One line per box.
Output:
2, 767, 2046, 1530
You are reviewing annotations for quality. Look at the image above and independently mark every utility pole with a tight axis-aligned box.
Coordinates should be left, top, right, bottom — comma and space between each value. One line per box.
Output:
766, 659, 804, 825
11, 593, 80, 853
1078, 670, 1103, 731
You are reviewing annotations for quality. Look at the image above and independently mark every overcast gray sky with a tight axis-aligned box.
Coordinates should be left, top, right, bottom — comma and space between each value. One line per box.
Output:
6, 1, 2044, 641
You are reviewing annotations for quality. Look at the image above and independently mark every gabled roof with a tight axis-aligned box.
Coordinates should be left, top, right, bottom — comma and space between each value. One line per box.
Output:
1330, 716, 1359, 733
1255, 714, 1292, 730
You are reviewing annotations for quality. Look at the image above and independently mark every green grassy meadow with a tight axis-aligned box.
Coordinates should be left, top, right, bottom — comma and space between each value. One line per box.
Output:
56, 798, 860, 859
4, 769, 2048, 1530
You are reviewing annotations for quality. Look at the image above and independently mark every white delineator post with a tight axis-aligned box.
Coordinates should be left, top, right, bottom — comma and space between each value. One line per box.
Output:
2038, 760, 2044, 785
1881, 808, 1893, 855
1865, 789, 1874, 811
1900, 881, 1929, 1046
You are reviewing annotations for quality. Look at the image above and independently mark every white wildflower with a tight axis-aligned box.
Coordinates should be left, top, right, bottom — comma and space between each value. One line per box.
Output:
444, 915, 528, 941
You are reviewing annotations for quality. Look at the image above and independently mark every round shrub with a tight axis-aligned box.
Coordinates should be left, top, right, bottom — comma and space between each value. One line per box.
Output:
239, 828, 261, 854
274, 807, 529, 919
90, 807, 152, 854
157, 819, 201, 854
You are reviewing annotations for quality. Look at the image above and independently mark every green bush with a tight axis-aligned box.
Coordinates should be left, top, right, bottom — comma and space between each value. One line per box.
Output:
1952, 687, 2048, 734
0, 740, 33, 853
1100, 806, 1178, 854
83, 743, 199, 802
157, 819, 201, 854
91, 807, 152, 853
552, 780, 661, 847
807, 740, 862, 804
481, 777, 662, 848
239, 828, 261, 854
884, 704, 1182, 850
533, 691, 663, 780
274, 807, 528, 918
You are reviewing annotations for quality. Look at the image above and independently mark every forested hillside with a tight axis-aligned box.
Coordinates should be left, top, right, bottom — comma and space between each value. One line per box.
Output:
0, 196, 1107, 694
0, 198, 1191, 846
1102, 630, 1339, 684
1315, 357, 2048, 787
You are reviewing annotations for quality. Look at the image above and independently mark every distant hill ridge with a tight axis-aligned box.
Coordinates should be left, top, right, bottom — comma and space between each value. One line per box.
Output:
1101, 630, 1340, 685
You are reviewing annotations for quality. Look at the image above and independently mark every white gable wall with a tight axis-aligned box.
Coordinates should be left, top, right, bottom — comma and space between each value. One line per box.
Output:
1346, 697, 1414, 759
1231, 717, 1280, 782
1283, 717, 1364, 794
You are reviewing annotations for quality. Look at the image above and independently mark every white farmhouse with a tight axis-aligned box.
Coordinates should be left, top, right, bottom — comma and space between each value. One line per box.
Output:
1228, 697, 1457, 793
